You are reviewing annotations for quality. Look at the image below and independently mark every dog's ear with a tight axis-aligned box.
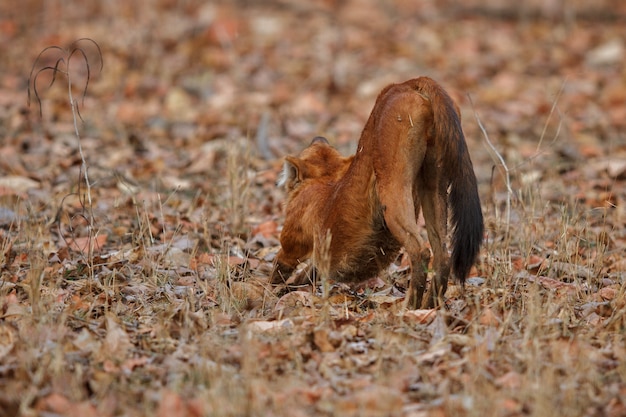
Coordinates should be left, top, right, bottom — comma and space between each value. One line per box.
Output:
310, 136, 329, 145
277, 156, 307, 191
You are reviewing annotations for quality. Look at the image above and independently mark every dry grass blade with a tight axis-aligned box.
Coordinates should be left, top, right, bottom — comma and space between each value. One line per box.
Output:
469, 95, 513, 235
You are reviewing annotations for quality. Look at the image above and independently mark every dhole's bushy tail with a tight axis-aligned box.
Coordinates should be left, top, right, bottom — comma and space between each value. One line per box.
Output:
413, 77, 484, 284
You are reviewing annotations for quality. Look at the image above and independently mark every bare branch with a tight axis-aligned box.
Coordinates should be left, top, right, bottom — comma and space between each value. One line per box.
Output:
27, 38, 103, 119
27, 45, 64, 107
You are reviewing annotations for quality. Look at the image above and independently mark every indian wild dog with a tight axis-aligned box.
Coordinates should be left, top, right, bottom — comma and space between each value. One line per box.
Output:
271, 77, 484, 309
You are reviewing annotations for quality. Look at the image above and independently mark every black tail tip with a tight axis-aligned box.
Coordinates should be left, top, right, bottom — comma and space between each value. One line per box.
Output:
451, 210, 484, 284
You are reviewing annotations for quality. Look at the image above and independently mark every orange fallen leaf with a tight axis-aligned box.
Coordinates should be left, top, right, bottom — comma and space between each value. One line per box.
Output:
496, 371, 522, 389
35, 393, 99, 417
66, 233, 108, 255
102, 359, 120, 373
157, 390, 185, 417
511, 255, 524, 271
252, 220, 278, 238
605, 396, 626, 417
194, 252, 213, 266
176, 275, 196, 286
35, 393, 71, 414
527, 254, 545, 271
69, 294, 92, 313
479, 307, 500, 326
497, 397, 523, 414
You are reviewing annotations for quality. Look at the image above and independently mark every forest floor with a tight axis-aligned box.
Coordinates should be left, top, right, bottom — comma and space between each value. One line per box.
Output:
1, 1, 625, 416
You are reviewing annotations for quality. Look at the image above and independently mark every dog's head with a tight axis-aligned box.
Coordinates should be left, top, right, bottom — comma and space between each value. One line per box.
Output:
277, 136, 353, 193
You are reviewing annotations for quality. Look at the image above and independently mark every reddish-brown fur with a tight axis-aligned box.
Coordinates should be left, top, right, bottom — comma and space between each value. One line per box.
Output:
271, 77, 484, 308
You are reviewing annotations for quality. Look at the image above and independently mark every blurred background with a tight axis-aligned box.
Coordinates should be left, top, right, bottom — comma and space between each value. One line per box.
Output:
1, 0, 625, 217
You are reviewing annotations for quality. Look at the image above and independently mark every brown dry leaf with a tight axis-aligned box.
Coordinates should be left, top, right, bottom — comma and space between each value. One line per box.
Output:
246, 319, 294, 334
193, 252, 213, 266
203, 254, 248, 267
230, 281, 265, 308
546, 261, 594, 280
333, 386, 404, 417
0, 175, 39, 192
157, 390, 186, 417
186, 397, 210, 417
526, 254, 545, 271
511, 255, 525, 271
368, 293, 403, 309
479, 307, 501, 327
549, 339, 582, 368
66, 233, 108, 255
313, 328, 336, 352
587, 38, 624, 67
163, 247, 191, 268
355, 276, 387, 292
598, 287, 618, 301
252, 220, 278, 238
34, 393, 72, 414
584, 312, 605, 326
609, 258, 626, 272
176, 275, 196, 286
497, 397, 524, 415
121, 356, 150, 373
416, 345, 449, 366
35, 393, 99, 417
606, 159, 626, 178
613, 293, 626, 311
273, 385, 331, 408
402, 309, 437, 325
72, 328, 100, 353
496, 371, 522, 389
605, 396, 626, 417
213, 312, 235, 326
102, 359, 120, 373
97, 314, 132, 364
405, 408, 446, 417
0, 324, 14, 361
0, 190, 18, 204
534, 276, 578, 294
328, 293, 355, 305
3, 301, 27, 319
275, 291, 317, 316
68, 294, 92, 314
0, 146, 27, 177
